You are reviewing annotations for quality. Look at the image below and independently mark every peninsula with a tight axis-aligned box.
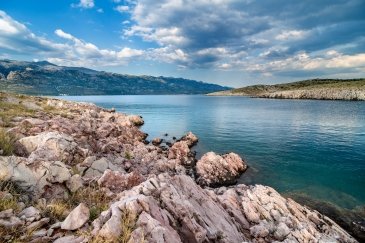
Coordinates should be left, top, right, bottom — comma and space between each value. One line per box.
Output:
208, 79, 365, 100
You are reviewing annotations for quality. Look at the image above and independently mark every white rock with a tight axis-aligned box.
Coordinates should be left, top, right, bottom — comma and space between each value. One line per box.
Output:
61, 203, 90, 230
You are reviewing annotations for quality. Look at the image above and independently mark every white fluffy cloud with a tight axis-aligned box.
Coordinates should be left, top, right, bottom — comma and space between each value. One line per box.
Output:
72, 0, 95, 9
115, 5, 130, 13
0, 11, 143, 67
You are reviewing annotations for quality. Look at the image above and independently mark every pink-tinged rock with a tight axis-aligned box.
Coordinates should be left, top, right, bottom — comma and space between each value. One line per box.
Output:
97, 169, 144, 193
128, 115, 144, 126
196, 152, 247, 186
168, 141, 190, 164
61, 203, 90, 230
152, 137, 163, 146
180, 131, 199, 147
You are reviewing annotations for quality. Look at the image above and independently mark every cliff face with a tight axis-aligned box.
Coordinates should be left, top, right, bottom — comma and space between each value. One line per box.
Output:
0, 92, 359, 242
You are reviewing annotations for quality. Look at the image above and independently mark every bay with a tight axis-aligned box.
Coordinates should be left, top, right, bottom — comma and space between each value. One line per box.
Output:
59, 95, 365, 210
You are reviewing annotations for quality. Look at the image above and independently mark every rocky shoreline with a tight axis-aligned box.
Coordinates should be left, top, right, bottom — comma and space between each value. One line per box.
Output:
209, 88, 365, 100
0, 92, 359, 242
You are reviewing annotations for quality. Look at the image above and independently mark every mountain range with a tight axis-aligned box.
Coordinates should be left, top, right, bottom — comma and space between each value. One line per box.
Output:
0, 60, 229, 95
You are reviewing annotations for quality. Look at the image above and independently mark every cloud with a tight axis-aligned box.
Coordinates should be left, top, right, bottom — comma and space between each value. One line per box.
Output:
0, 11, 143, 67
71, 0, 95, 9
122, 0, 365, 77
275, 30, 308, 41
115, 5, 130, 13
0, 11, 64, 53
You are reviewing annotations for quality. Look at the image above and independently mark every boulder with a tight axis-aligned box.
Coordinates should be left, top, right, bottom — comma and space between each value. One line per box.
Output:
97, 169, 144, 193
66, 174, 83, 193
61, 203, 90, 230
196, 152, 247, 186
168, 141, 190, 164
152, 138, 163, 146
18, 131, 78, 163
128, 115, 144, 126
19, 206, 41, 222
180, 131, 199, 147
0, 156, 69, 199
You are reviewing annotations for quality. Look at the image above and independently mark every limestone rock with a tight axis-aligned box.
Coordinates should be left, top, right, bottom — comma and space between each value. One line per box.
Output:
128, 115, 144, 126
152, 137, 163, 146
97, 169, 144, 193
18, 131, 77, 163
61, 203, 90, 230
53, 235, 85, 243
180, 131, 199, 147
0, 216, 23, 228
196, 152, 247, 186
0, 156, 69, 199
66, 174, 83, 193
0, 209, 13, 219
19, 206, 41, 222
92, 174, 357, 243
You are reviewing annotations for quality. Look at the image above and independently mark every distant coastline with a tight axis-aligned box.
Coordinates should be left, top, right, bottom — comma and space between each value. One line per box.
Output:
208, 79, 365, 101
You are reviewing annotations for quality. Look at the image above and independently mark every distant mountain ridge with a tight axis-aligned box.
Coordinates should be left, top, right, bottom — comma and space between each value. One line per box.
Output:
0, 60, 230, 95
208, 78, 365, 100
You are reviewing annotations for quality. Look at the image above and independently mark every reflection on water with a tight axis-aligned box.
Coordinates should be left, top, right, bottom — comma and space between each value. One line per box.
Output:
59, 95, 365, 210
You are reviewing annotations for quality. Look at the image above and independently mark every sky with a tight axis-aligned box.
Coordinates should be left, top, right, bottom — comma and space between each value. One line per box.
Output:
0, 0, 364, 87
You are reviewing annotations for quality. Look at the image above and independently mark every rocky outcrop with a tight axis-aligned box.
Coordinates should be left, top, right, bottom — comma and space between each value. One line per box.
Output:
0, 93, 359, 242
92, 174, 356, 242
196, 152, 247, 186
259, 88, 365, 100
0, 156, 71, 199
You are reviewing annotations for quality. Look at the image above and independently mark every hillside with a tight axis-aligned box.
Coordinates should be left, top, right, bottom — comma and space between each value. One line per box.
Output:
0, 60, 229, 95
208, 79, 365, 100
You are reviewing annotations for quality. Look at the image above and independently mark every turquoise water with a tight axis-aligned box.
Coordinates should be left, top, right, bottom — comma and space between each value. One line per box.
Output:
60, 95, 365, 209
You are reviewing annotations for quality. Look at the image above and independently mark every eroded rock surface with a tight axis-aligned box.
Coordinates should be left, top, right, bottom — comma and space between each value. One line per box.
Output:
92, 174, 356, 243
196, 152, 247, 186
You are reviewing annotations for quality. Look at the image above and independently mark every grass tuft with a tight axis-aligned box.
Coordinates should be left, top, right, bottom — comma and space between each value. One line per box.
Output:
119, 209, 137, 243
0, 128, 16, 156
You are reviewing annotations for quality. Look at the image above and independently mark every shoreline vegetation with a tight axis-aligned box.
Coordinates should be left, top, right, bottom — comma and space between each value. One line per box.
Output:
0, 91, 362, 242
208, 78, 365, 100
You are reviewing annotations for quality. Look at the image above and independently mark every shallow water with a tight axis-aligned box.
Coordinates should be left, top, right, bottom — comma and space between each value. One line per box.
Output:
59, 95, 365, 210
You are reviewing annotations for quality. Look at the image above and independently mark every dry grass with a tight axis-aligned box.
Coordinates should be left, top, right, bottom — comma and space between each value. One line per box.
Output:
0, 99, 36, 127
42, 200, 71, 221
0, 128, 16, 156
77, 209, 140, 243
124, 151, 133, 160
70, 184, 110, 222
37, 183, 111, 223
0, 179, 20, 212
119, 210, 137, 243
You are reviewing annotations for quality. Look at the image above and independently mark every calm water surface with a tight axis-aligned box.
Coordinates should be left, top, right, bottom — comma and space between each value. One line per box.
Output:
60, 95, 365, 209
